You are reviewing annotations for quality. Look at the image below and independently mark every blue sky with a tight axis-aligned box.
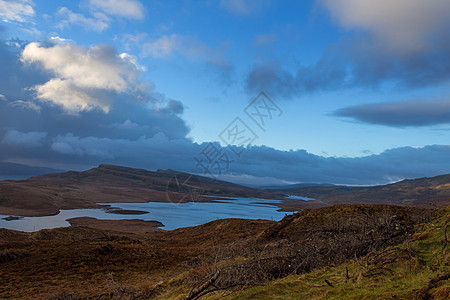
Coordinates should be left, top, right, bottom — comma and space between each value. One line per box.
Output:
1, 0, 450, 185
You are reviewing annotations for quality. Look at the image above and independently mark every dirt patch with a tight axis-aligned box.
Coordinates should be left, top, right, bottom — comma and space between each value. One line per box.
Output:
67, 217, 164, 233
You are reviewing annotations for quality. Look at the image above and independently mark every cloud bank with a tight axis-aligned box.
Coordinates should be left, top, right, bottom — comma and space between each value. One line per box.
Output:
1, 37, 450, 185
0, 38, 189, 166
2, 126, 450, 185
320, 0, 450, 55
0, 0, 34, 23
336, 99, 450, 127
246, 0, 450, 99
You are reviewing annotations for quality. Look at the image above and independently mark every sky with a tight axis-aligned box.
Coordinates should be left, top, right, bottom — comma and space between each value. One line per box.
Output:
1, 0, 450, 185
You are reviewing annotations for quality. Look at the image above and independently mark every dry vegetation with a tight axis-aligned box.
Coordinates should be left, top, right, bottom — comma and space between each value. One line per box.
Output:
1, 204, 445, 299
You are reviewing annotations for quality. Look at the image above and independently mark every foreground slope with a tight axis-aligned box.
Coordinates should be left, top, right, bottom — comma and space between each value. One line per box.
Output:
221, 207, 450, 299
0, 204, 443, 299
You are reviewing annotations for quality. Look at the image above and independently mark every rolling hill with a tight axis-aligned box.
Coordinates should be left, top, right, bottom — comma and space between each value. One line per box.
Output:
0, 162, 64, 180
0, 164, 284, 216
279, 174, 450, 208
1, 164, 450, 217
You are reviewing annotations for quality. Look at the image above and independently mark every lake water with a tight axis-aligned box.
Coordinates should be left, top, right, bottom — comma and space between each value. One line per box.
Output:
285, 195, 315, 201
0, 197, 293, 232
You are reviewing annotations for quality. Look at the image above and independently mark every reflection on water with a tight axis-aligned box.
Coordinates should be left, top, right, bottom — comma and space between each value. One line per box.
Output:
0, 197, 292, 232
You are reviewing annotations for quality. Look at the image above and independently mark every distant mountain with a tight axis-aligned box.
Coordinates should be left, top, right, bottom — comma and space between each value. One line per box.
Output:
0, 164, 449, 217
0, 162, 64, 180
280, 173, 450, 208
256, 182, 336, 190
0, 164, 284, 217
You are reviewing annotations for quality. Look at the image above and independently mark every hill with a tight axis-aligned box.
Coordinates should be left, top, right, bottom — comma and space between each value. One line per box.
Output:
0, 164, 284, 216
0, 162, 64, 180
255, 182, 335, 189
0, 204, 446, 299
276, 174, 450, 209
1, 164, 450, 217
218, 206, 450, 299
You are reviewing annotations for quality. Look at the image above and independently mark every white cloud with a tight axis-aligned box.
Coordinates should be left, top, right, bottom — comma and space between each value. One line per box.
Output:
57, 7, 110, 32
254, 33, 277, 45
11, 100, 41, 112
21, 42, 145, 114
142, 34, 235, 86
142, 34, 180, 58
2, 130, 47, 148
121, 32, 148, 51
0, 0, 34, 23
20, 27, 41, 37
220, 0, 270, 15
320, 0, 450, 55
48, 36, 73, 45
88, 0, 144, 20
33, 78, 112, 114
0, 94, 6, 101
142, 34, 220, 61
119, 52, 147, 71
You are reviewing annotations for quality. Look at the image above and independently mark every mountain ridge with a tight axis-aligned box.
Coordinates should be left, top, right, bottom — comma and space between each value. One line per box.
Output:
1, 164, 450, 217
0, 162, 64, 180
0, 164, 285, 217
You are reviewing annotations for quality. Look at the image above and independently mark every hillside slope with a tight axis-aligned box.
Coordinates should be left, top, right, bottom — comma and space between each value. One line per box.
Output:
0, 164, 283, 216
1, 164, 450, 217
279, 174, 450, 208
0, 162, 64, 180
0, 204, 442, 299
220, 207, 450, 299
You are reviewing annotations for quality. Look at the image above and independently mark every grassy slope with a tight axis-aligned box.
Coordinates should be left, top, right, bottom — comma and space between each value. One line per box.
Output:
0, 219, 273, 299
282, 175, 450, 208
0, 205, 447, 299
209, 207, 450, 299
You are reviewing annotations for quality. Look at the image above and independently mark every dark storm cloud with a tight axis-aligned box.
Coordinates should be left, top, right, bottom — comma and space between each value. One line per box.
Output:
346, 37, 450, 88
246, 1, 450, 100
228, 144, 450, 185
335, 99, 450, 127
246, 36, 450, 99
246, 52, 347, 99
2, 131, 449, 185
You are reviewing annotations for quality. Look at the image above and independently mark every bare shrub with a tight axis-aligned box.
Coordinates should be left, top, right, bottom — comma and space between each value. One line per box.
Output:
0, 248, 29, 263
183, 205, 435, 298
46, 292, 78, 300
93, 243, 119, 256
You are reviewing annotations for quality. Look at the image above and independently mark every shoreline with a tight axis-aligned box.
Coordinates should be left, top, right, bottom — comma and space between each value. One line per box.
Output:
67, 217, 164, 233
0, 195, 299, 218
0, 196, 299, 233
